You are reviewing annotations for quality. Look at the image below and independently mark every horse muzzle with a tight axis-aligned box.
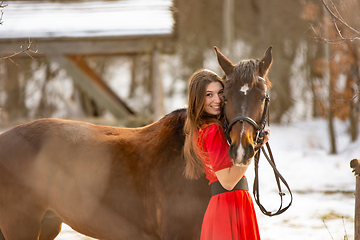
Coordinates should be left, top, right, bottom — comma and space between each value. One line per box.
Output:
228, 141, 255, 166
224, 115, 265, 166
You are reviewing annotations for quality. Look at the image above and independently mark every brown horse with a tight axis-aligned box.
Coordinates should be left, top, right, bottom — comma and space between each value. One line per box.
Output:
0, 46, 272, 240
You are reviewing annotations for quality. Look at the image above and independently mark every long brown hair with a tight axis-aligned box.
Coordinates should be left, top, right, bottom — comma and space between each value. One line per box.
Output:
184, 69, 225, 179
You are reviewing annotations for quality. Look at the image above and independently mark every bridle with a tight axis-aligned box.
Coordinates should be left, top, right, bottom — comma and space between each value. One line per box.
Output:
223, 76, 293, 217
223, 77, 270, 149
223, 98, 269, 151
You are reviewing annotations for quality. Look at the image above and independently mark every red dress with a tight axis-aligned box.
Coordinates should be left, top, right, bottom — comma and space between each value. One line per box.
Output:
197, 123, 261, 240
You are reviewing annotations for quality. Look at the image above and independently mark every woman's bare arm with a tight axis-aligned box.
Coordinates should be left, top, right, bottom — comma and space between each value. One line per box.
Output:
215, 165, 249, 190
215, 129, 271, 190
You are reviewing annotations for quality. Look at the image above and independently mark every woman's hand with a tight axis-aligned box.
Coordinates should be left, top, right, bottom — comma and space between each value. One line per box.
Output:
262, 128, 270, 145
255, 128, 270, 148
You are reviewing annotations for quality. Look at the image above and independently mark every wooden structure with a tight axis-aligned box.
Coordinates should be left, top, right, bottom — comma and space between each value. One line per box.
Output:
0, 1, 175, 120
350, 158, 360, 240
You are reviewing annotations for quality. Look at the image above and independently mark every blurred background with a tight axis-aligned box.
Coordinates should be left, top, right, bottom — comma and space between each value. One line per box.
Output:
0, 0, 358, 148
0, 0, 359, 239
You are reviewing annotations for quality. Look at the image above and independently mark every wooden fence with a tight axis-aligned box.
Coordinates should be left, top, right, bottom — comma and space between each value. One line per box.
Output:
350, 158, 360, 240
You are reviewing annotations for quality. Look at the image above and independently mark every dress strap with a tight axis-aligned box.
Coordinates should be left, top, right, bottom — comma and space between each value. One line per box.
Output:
210, 177, 248, 196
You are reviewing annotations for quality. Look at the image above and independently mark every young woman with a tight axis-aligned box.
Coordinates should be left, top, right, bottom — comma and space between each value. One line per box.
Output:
184, 69, 269, 240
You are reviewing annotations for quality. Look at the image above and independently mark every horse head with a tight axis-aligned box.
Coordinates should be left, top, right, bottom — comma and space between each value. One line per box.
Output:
214, 46, 273, 166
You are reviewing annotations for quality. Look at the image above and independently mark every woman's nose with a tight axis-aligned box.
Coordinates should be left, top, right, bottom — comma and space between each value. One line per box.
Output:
214, 94, 221, 103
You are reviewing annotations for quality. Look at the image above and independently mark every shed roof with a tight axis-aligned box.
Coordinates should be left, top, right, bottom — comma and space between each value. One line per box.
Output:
0, 0, 174, 40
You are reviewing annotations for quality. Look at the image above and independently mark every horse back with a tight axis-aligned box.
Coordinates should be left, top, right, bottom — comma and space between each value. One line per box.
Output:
0, 109, 210, 239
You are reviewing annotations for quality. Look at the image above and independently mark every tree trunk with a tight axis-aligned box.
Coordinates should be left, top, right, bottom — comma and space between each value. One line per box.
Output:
323, 5, 337, 154
150, 47, 165, 121
328, 104, 337, 154
349, 86, 359, 142
4, 60, 28, 122
223, 0, 234, 59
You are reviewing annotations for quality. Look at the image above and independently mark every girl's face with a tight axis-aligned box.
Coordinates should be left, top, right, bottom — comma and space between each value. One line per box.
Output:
203, 81, 223, 116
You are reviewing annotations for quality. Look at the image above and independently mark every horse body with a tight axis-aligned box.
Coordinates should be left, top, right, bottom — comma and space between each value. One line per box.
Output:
0, 46, 273, 240
0, 109, 210, 240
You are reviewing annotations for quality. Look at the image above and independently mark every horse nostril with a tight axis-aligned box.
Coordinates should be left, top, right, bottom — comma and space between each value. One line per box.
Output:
228, 144, 238, 160
242, 144, 255, 165
228, 143, 254, 165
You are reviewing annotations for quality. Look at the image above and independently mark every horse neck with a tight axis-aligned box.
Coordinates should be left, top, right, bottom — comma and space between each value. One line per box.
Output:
140, 109, 187, 150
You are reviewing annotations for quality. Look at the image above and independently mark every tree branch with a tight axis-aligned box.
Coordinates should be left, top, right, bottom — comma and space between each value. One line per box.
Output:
0, 1, 7, 25
310, 0, 360, 45
0, 3, 42, 66
0, 39, 42, 67
320, 0, 360, 36
310, 22, 360, 45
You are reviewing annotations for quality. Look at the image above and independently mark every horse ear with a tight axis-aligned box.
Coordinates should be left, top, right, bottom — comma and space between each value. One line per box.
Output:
259, 46, 273, 77
214, 46, 234, 76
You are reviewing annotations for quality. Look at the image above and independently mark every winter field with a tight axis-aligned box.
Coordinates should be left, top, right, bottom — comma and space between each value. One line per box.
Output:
52, 118, 358, 240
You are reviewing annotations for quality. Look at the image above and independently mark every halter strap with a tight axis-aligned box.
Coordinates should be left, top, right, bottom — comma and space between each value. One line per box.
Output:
223, 95, 270, 149
253, 143, 293, 216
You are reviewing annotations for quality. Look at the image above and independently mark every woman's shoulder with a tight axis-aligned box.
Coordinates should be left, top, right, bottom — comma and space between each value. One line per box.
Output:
199, 122, 223, 135
200, 122, 221, 129
198, 122, 228, 150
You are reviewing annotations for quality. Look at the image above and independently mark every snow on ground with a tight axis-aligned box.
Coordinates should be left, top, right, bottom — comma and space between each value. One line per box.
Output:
248, 119, 357, 240
53, 117, 358, 240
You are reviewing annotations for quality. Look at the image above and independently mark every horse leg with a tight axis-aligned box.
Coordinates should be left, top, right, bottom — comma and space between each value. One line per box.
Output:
0, 208, 61, 240
0, 212, 44, 240
0, 228, 5, 240
39, 210, 63, 240
0, 187, 46, 240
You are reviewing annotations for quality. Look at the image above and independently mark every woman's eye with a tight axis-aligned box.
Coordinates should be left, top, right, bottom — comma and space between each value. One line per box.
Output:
207, 93, 213, 97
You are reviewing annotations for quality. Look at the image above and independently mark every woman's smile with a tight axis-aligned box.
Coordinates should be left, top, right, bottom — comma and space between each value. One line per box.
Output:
204, 82, 223, 116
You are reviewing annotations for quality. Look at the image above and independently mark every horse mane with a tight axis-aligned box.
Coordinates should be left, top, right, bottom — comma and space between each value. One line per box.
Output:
229, 59, 271, 88
148, 108, 187, 129
162, 108, 187, 120
132, 108, 187, 165
139, 108, 187, 145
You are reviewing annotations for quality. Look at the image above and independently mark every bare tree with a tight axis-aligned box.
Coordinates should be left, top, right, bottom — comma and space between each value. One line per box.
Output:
307, 0, 360, 146
319, 0, 360, 43
0, 2, 40, 65
308, 0, 360, 44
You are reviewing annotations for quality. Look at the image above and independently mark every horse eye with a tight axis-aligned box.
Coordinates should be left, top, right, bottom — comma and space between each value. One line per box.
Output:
222, 95, 228, 102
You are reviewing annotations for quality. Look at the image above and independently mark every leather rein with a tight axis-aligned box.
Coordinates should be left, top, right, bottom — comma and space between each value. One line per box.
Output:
223, 77, 293, 216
